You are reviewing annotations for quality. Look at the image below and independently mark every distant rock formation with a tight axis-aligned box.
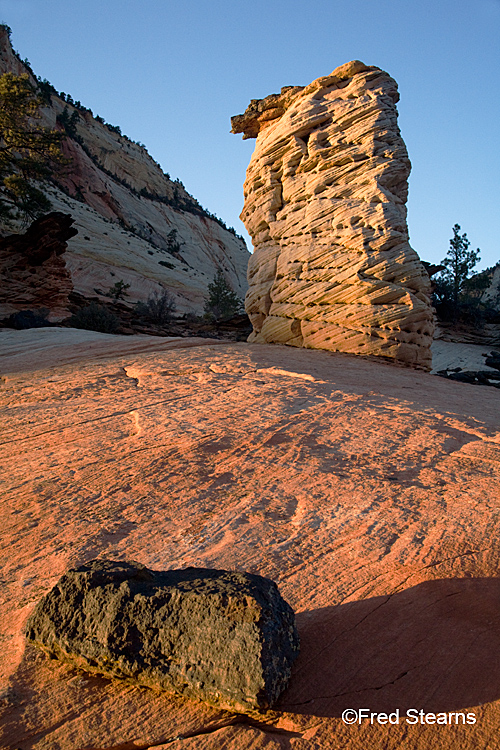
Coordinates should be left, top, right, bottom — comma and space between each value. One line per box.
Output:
232, 60, 434, 368
0, 27, 249, 314
0, 212, 76, 321
482, 263, 500, 310
436, 349, 500, 388
26, 559, 300, 711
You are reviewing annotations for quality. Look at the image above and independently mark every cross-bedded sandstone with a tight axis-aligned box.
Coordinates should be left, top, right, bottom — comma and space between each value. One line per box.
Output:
232, 61, 434, 368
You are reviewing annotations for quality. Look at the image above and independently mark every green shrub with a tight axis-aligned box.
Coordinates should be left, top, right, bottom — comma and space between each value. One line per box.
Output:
107, 279, 130, 300
6, 308, 50, 329
68, 303, 120, 333
204, 268, 243, 321
135, 290, 176, 325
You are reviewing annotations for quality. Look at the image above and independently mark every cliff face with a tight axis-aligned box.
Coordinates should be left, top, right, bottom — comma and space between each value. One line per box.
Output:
0, 27, 249, 314
232, 61, 434, 368
482, 263, 500, 310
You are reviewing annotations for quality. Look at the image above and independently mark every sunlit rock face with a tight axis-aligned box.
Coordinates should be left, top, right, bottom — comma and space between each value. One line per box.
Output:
232, 61, 434, 368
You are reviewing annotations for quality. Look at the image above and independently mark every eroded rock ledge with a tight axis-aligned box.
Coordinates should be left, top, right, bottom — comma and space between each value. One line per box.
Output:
232, 60, 434, 368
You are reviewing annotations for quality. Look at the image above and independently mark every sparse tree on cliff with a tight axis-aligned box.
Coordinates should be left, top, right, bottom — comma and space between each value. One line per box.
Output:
204, 268, 243, 321
433, 224, 481, 321
0, 72, 66, 225
107, 279, 130, 301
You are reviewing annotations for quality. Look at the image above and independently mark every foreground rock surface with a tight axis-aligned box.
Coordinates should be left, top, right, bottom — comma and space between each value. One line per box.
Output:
232, 61, 434, 368
1, 330, 500, 749
26, 559, 299, 710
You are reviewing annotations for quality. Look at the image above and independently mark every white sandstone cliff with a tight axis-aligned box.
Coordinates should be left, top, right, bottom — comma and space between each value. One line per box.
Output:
0, 26, 249, 316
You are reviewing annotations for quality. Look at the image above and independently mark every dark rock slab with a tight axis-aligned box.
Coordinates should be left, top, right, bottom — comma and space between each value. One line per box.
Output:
25, 559, 300, 711
484, 351, 500, 371
435, 366, 500, 388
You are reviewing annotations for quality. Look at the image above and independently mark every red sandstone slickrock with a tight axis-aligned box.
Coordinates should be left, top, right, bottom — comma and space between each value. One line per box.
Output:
1, 330, 500, 749
232, 61, 434, 368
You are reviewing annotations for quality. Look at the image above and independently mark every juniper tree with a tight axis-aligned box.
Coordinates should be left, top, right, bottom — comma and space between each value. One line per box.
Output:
107, 279, 130, 301
434, 224, 481, 319
0, 72, 66, 224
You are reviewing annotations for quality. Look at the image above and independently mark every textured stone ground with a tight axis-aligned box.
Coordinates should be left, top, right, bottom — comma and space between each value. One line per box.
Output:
1, 330, 499, 749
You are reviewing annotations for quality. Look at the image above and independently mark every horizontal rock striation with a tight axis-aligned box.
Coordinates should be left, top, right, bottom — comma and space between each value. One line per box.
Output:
25, 559, 300, 711
232, 60, 434, 368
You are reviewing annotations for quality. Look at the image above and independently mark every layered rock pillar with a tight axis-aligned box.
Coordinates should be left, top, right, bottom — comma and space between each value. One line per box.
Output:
232, 61, 434, 368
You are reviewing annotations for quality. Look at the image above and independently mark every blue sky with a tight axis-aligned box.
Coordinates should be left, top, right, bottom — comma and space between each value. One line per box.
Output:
1, 0, 498, 268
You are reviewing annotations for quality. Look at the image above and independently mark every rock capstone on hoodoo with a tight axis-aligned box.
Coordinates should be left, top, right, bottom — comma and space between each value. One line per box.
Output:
25, 559, 300, 711
232, 60, 434, 368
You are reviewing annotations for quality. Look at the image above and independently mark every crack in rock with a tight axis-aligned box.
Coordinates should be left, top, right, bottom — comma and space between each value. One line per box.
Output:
285, 669, 413, 706
83, 714, 304, 749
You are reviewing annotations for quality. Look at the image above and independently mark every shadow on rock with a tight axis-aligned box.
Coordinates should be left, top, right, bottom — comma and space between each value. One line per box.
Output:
0, 647, 228, 749
279, 577, 500, 718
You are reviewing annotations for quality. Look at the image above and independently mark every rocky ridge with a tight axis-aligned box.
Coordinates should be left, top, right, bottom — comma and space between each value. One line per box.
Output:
0, 26, 250, 315
232, 60, 434, 368
482, 263, 500, 309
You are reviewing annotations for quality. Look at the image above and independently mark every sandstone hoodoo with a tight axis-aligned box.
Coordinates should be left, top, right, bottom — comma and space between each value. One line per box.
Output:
232, 60, 434, 368
25, 559, 300, 711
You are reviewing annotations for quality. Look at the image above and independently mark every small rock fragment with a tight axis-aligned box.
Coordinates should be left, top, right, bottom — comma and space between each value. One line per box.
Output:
25, 559, 300, 711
